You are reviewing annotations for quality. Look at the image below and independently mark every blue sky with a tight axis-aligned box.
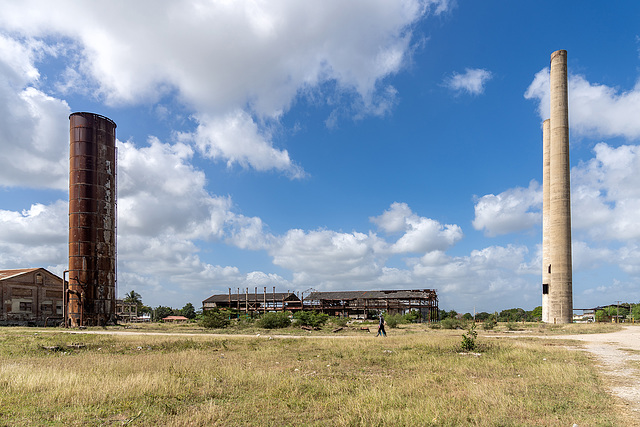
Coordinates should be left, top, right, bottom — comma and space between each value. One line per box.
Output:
1, 1, 640, 313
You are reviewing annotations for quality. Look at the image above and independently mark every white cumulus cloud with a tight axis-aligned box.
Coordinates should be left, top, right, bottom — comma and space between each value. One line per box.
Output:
179, 111, 305, 178
371, 202, 463, 253
445, 68, 492, 95
0, 35, 70, 189
572, 143, 640, 240
525, 67, 640, 140
0, 0, 452, 177
472, 181, 542, 237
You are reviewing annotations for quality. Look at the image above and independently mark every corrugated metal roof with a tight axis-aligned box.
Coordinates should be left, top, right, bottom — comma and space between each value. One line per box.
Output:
306, 289, 436, 301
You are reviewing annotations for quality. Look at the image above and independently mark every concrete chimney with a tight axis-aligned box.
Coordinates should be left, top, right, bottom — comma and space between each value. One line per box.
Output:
542, 118, 550, 323
545, 50, 573, 323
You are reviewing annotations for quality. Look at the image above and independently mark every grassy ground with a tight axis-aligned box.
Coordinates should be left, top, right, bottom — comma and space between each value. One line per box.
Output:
52, 318, 625, 336
0, 323, 627, 426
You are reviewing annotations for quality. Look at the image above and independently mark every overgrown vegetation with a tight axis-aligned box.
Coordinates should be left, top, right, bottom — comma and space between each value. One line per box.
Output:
439, 317, 466, 329
506, 321, 520, 331
448, 306, 544, 323
257, 311, 291, 329
199, 309, 231, 329
330, 316, 349, 328
482, 317, 497, 330
383, 310, 422, 328
293, 311, 329, 328
0, 325, 629, 426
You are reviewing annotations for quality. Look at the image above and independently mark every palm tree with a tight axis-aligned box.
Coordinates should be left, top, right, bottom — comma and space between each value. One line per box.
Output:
123, 290, 142, 308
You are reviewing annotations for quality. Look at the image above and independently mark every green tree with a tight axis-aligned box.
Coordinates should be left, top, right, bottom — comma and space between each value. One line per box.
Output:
200, 309, 230, 329
605, 306, 628, 320
475, 312, 491, 321
632, 304, 640, 321
499, 308, 525, 322
139, 305, 152, 315
404, 310, 421, 323
530, 306, 542, 319
181, 303, 196, 319
462, 313, 473, 321
155, 306, 175, 321
123, 290, 143, 311
595, 309, 607, 322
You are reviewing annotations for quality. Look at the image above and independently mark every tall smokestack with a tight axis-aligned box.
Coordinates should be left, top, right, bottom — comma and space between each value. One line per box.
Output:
68, 112, 117, 327
542, 118, 550, 323
547, 50, 572, 323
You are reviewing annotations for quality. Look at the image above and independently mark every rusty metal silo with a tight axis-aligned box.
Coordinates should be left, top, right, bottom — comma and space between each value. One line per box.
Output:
68, 112, 117, 327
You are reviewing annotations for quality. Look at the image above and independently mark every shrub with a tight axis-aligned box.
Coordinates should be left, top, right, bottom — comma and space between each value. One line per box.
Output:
460, 324, 478, 352
236, 316, 255, 329
384, 313, 404, 328
330, 316, 349, 327
440, 318, 465, 329
200, 310, 230, 329
403, 310, 422, 323
258, 312, 291, 329
506, 321, 519, 331
293, 311, 329, 328
483, 318, 497, 330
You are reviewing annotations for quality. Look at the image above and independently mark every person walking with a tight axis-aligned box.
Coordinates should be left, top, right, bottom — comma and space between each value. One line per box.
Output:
376, 313, 387, 337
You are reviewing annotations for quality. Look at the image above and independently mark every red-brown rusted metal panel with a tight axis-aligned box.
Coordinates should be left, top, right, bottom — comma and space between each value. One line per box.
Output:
68, 112, 116, 327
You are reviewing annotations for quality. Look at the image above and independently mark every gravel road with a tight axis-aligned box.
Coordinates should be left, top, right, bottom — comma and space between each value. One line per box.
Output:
549, 326, 640, 415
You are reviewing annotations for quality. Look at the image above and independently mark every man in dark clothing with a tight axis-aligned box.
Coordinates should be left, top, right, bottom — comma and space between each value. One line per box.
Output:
376, 314, 387, 337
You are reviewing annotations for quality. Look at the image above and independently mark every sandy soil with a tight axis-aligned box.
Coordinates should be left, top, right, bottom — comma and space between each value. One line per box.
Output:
547, 326, 640, 416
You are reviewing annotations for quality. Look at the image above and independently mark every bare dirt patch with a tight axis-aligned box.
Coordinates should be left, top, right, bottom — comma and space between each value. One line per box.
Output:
547, 326, 640, 416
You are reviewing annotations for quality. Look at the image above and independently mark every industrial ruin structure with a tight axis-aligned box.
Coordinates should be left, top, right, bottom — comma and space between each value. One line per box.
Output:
306, 290, 438, 321
202, 288, 438, 321
542, 50, 573, 323
203, 290, 302, 314
67, 112, 117, 327
0, 268, 64, 326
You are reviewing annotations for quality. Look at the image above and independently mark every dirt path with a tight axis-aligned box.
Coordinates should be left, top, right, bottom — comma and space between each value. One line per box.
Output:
547, 326, 640, 415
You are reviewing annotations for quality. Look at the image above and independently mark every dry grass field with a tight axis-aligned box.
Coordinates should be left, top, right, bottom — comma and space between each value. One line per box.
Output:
0, 323, 628, 426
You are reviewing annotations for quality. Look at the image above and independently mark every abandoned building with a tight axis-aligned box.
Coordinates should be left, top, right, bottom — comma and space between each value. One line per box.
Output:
0, 268, 64, 326
202, 288, 438, 321
115, 299, 138, 322
305, 289, 438, 321
203, 291, 302, 314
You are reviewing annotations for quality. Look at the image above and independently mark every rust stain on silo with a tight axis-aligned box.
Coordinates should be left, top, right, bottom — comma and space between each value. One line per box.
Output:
68, 112, 117, 327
